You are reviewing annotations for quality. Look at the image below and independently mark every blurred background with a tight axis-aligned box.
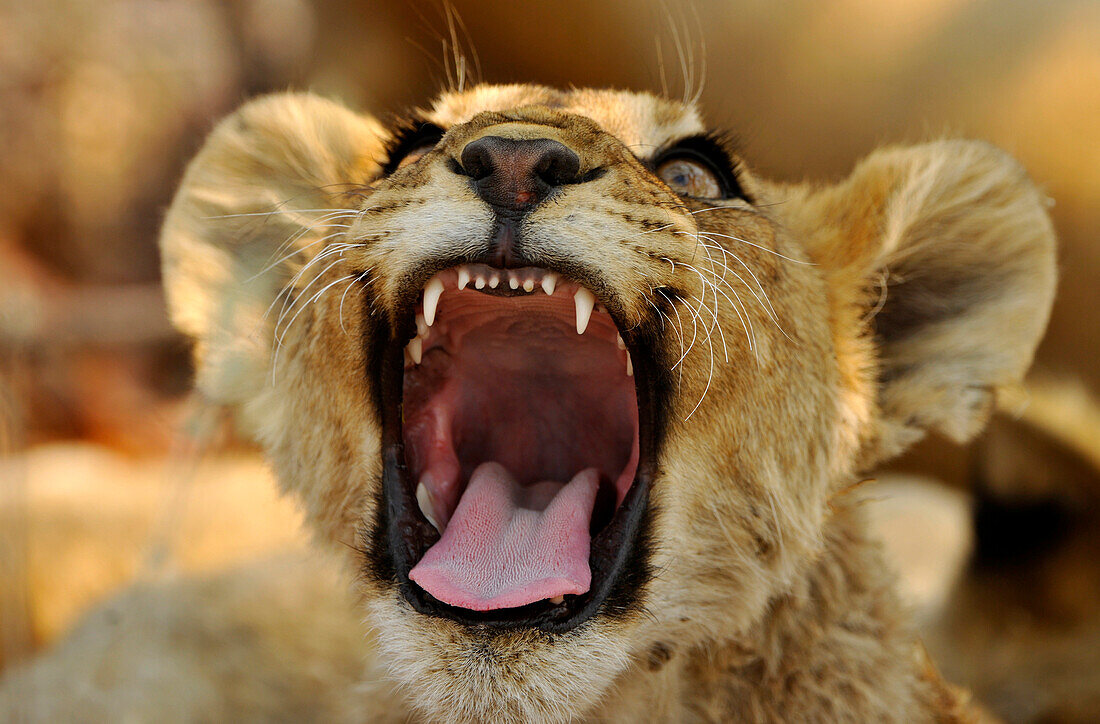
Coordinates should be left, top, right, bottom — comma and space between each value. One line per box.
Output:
1, 0, 1097, 720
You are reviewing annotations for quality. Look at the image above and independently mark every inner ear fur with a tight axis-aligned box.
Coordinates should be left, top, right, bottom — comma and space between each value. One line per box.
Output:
159, 93, 385, 409
786, 140, 1057, 463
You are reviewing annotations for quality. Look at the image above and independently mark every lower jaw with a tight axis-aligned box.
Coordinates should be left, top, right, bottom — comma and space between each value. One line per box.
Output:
372, 325, 660, 633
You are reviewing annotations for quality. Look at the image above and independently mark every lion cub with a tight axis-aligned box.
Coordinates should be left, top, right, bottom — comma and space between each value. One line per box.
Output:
1, 85, 1055, 722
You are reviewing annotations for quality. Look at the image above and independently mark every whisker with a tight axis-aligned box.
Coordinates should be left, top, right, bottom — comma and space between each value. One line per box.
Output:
676, 261, 730, 362
271, 252, 351, 337
697, 238, 793, 344
679, 292, 717, 420
686, 233, 791, 342
248, 231, 357, 283
692, 228, 814, 265
339, 272, 374, 335
203, 208, 359, 221
271, 272, 356, 382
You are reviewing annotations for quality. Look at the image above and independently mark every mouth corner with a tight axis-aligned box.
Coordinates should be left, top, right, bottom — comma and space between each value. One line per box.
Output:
371, 262, 658, 632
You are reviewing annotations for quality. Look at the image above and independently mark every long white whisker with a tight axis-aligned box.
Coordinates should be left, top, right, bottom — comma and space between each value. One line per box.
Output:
676, 261, 730, 363
249, 231, 357, 284
339, 272, 373, 335
688, 233, 789, 339
694, 229, 813, 265
271, 273, 355, 383
679, 292, 716, 420
266, 245, 349, 324
653, 288, 687, 388
696, 236, 793, 343
673, 254, 756, 362
272, 253, 350, 336
203, 208, 359, 221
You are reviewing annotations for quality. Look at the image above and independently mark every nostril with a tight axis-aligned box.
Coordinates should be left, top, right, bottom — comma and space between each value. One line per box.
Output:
534, 145, 581, 187
458, 141, 494, 181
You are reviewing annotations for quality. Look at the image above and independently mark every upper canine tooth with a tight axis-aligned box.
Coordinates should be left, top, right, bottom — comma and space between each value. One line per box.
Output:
626, 353, 633, 377
456, 266, 470, 290
423, 277, 444, 326
523, 278, 535, 292
407, 337, 423, 364
574, 287, 595, 334
541, 273, 558, 295
616, 333, 626, 350
416, 482, 441, 532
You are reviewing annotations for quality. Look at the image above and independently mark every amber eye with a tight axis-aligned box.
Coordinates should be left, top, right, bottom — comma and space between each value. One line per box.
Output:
656, 156, 722, 199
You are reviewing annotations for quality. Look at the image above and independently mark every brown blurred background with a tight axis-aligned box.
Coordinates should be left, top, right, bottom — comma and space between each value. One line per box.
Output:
1, 0, 1098, 718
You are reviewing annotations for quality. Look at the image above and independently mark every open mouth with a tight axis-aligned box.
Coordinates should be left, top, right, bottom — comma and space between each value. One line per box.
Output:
375, 263, 656, 631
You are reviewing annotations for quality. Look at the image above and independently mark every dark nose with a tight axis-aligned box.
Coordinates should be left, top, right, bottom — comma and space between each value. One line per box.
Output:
459, 136, 581, 212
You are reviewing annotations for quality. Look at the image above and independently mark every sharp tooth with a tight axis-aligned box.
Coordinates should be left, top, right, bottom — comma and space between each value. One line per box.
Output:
416, 482, 441, 532
456, 266, 470, 290
626, 353, 633, 377
541, 273, 558, 295
549, 595, 565, 605
509, 276, 519, 290
523, 278, 535, 292
423, 277, 444, 326
574, 287, 595, 334
475, 276, 486, 290
489, 274, 500, 288
415, 313, 428, 337
616, 333, 626, 350
407, 337, 423, 364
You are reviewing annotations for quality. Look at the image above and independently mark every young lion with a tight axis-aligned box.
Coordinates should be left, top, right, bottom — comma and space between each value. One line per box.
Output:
1, 85, 1055, 721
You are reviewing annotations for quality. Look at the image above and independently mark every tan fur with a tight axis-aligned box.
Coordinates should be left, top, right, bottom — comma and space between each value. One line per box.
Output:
1, 85, 1056, 721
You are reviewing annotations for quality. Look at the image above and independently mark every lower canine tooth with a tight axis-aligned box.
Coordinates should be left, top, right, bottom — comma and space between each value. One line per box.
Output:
416, 482, 441, 532
407, 337, 423, 364
574, 287, 595, 334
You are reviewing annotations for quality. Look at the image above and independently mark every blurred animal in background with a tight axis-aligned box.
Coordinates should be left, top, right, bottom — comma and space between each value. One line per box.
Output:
0, 79, 1060, 721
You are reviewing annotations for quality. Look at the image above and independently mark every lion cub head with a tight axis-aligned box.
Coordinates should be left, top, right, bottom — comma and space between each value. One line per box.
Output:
160, 84, 1055, 721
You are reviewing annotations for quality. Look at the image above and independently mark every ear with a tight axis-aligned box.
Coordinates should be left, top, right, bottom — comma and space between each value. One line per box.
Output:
789, 140, 1057, 462
159, 93, 386, 410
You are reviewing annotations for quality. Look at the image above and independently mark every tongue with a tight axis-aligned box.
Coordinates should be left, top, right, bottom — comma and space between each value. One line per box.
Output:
409, 462, 599, 611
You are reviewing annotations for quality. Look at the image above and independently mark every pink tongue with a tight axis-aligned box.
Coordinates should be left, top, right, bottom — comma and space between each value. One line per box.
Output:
409, 462, 599, 611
